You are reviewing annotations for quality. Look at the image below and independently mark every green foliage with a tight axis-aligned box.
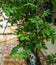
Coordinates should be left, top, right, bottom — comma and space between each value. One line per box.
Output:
42, 9, 51, 17
51, 0, 56, 8
0, 0, 56, 63
10, 44, 21, 56
0, 19, 3, 22
47, 53, 56, 65
17, 49, 31, 60
10, 49, 31, 60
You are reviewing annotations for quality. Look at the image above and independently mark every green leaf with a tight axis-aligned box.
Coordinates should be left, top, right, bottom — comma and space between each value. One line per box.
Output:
29, 17, 43, 25
20, 36, 25, 41
47, 53, 56, 65
51, 35, 56, 44
29, 18, 37, 23
0, 19, 3, 22
19, 33, 29, 41
36, 44, 42, 52
10, 44, 21, 58
51, 0, 56, 8
42, 44, 48, 50
10, 0, 14, 2
42, 9, 51, 17
41, 29, 51, 36
5, 10, 10, 16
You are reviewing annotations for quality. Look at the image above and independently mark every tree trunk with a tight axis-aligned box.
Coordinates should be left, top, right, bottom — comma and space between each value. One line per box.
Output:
33, 48, 41, 65
26, 49, 41, 65
36, 49, 41, 65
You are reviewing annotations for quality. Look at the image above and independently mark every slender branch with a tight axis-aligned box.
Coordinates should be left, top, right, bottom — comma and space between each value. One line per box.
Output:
0, 33, 14, 35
